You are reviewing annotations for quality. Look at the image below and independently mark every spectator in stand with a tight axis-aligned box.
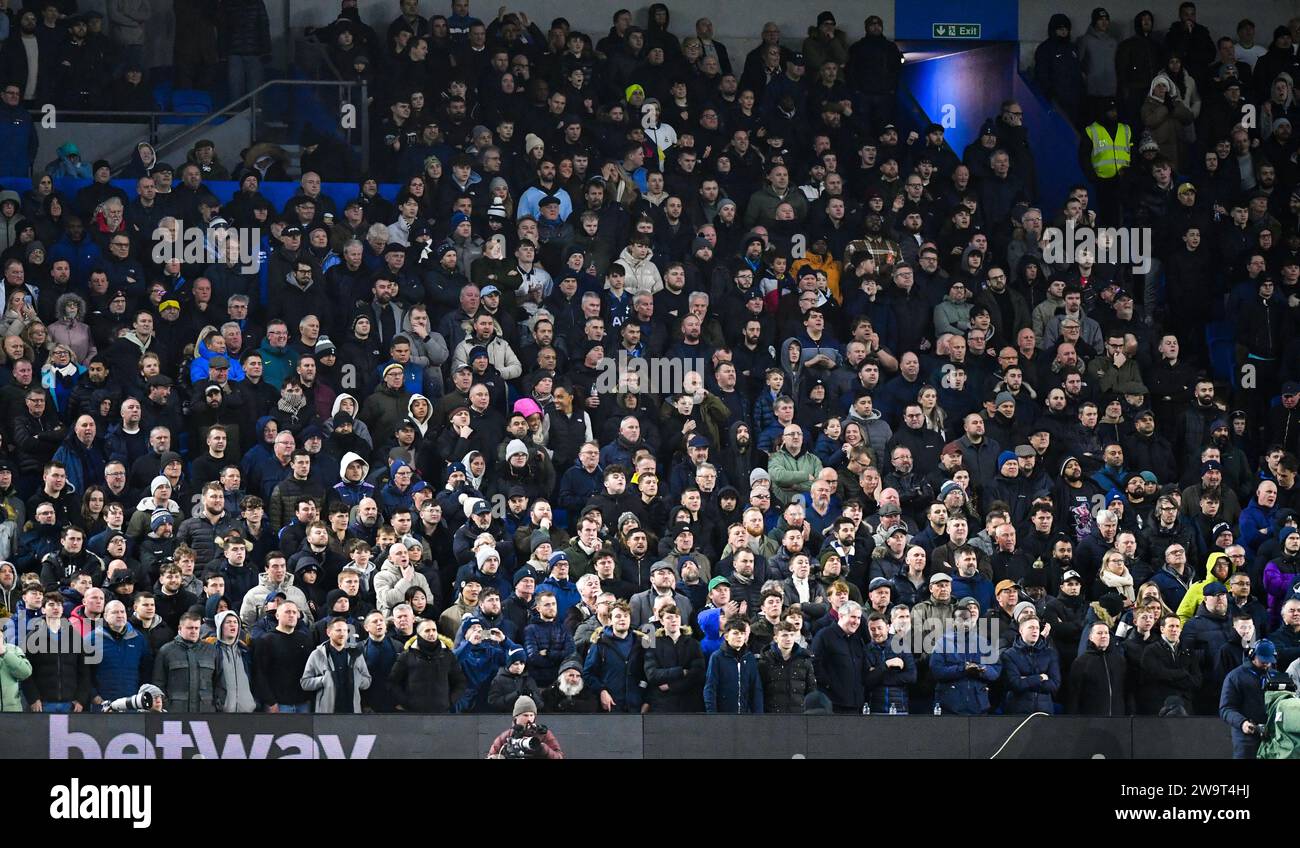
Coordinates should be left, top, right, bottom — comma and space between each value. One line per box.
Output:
2, 7, 1300, 752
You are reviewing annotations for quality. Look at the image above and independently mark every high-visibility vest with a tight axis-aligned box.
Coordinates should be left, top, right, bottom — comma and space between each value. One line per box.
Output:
1086, 122, 1132, 179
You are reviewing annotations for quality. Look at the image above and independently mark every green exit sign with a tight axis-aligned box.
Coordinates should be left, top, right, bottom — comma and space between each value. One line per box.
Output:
933, 23, 982, 38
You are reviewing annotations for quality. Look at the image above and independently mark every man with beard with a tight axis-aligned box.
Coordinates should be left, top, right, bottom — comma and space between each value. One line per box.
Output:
1123, 408, 1176, 481
1180, 459, 1241, 528
1042, 568, 1087, 673
1176, 378, 1224, 478
1146, 334, 1197, 429
1053, 455, 1101, 544
888, 405, 944, 477
541, 658, 599, 712
1018, 503, 1059, 565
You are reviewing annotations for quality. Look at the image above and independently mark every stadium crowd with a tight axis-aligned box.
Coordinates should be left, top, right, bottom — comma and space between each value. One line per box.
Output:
1, 1, 1300, 758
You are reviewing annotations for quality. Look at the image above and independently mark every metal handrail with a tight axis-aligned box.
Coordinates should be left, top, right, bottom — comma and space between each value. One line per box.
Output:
107, 78, 367, 174
27, 110, 211, 118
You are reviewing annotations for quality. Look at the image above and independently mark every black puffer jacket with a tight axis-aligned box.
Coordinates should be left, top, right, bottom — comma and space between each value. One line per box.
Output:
486, 667, 545, 713
388, 636, 467, 713
757, 642, 817, 714
176, 512, 242, 568
641, 627, 706, 712
20, 621, 93, 706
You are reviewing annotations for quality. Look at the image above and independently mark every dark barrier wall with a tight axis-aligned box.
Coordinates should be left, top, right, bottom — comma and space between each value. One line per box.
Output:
0, 715, 1232, 759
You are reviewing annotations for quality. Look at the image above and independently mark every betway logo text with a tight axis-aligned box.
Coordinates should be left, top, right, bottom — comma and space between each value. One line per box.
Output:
49, 716, 375, 759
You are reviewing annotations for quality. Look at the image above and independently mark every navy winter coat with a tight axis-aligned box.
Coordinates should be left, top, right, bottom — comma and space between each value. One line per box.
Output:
1001, 636, 1061, 714
86, 623, 152, 701
930, 626, 1002, 714
704, 644, 763, 713
582, 625, 644, 712
864, 638, 917, 714
1219, 657, 1277, 758
523, 613, 575, 686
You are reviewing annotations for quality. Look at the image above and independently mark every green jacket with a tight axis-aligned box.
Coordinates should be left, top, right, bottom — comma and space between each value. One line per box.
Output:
1258, 689, 1300, 759
767, 447, 823, 506
0, 642, 33, 712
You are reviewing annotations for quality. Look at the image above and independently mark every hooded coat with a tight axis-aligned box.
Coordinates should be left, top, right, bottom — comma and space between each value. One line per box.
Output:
1140, 73, 1194, 168
582, 624, 644, 712
330, 451, 375, 507
205, 610, 257, 713
704, 643, 763, 713
453, 633, 520, 713
1033, 14, 1083, 118
389, 633, 466, 712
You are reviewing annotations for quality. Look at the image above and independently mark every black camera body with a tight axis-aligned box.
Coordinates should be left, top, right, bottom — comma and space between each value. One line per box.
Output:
501, 723, 550, 759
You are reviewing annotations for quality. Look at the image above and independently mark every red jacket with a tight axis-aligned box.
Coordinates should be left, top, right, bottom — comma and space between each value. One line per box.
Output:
487, 725, 564, 759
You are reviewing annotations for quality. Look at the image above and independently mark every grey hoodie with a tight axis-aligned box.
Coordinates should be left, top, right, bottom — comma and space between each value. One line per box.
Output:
212, 610, 257, 713
1077, 24, 1118, 97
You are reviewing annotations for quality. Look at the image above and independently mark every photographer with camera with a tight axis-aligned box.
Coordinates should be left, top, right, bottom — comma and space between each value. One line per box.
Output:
101, 683, 166, 713
487, 695, 564, 759
1220, 639, 1282, 759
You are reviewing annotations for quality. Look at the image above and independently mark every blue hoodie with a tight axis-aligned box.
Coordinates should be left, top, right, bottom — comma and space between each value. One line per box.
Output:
539, 575, 581, 619
453, 633, 520, 713
697, 606, 724, 658
190, 339, 247, 384
1239, 497, 1279, 559
240, 416, 279, 477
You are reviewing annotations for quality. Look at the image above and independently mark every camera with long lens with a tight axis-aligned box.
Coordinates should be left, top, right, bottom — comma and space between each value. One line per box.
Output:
101, 684, 163, 713
501, 723, 549, 759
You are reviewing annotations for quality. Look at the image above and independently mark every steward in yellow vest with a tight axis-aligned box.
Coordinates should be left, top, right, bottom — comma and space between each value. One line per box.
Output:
1080, 99, 1132, 180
